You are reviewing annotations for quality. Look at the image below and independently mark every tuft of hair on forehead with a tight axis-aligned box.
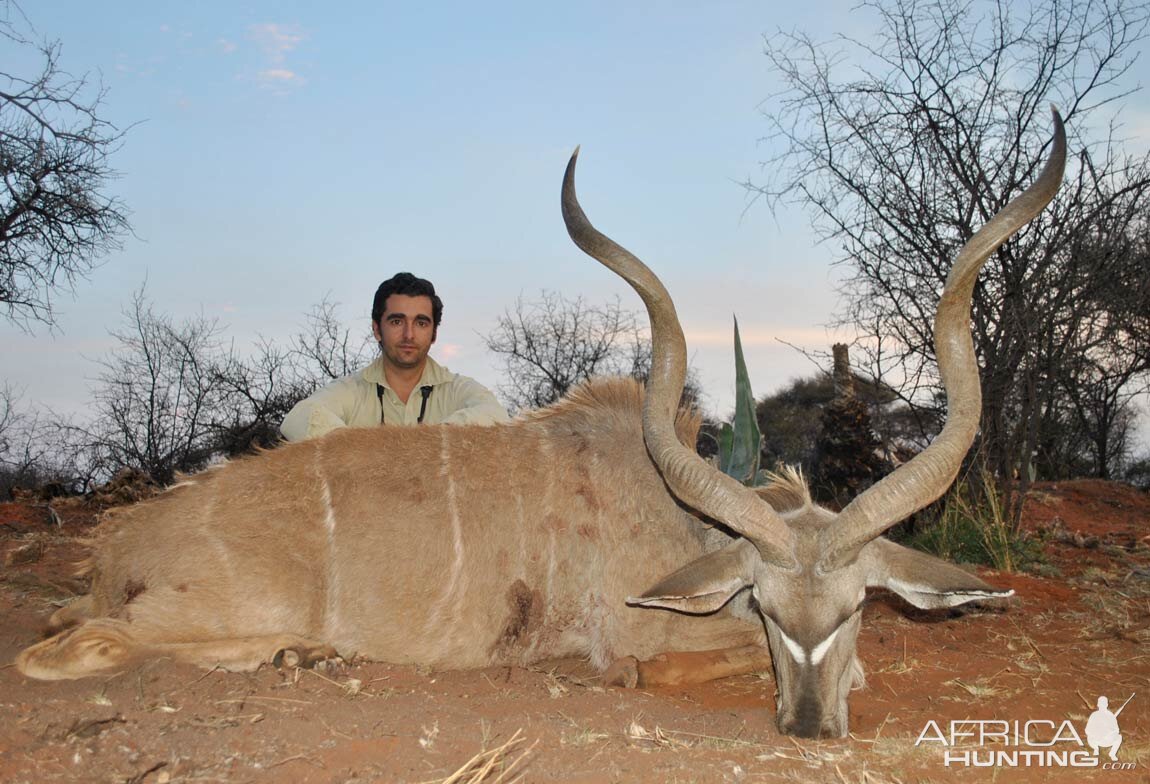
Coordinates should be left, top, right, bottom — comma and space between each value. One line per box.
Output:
753, 465, 813, 514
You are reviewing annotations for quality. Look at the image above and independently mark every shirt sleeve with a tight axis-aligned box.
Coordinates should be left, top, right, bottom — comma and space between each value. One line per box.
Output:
441, 376, 510, 425
280, 379, 358, 441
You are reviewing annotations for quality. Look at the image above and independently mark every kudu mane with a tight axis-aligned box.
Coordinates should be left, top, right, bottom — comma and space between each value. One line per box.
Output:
520, 376, 702, 448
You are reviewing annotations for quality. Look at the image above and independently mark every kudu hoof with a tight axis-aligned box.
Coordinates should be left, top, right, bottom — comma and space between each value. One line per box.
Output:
315, 655, 349, 675
603, 656, 640, 688
272, 644, 340, 670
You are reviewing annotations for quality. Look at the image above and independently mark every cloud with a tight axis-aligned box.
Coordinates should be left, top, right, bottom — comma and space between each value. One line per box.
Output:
245, 23, 308, 92
248, 22, 306, 64
258, 69, 298, 83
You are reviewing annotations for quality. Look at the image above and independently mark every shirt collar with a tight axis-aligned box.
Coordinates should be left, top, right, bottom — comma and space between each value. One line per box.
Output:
362, 354, 454, 390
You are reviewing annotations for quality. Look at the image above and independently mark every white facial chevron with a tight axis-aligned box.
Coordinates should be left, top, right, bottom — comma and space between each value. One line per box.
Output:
777, 623, 843, 667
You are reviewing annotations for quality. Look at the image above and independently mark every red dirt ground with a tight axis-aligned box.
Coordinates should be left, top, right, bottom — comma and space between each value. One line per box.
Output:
1, 480, 1147, 783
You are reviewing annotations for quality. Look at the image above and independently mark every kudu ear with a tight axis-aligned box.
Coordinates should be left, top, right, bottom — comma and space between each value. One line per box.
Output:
862, 538, 1014, 610
627, 539, 759, 614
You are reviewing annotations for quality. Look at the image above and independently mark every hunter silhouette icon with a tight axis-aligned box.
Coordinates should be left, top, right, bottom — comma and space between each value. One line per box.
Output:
1086, 694, 1134, 761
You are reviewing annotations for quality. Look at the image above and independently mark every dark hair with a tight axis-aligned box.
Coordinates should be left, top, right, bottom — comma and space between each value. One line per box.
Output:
371, 272, 443, 328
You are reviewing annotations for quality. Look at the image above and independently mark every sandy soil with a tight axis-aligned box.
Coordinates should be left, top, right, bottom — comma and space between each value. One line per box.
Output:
1, 480, 1147, 783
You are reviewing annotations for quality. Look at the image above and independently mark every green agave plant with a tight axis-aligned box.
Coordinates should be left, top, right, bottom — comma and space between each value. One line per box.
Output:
716, 316, 767, 486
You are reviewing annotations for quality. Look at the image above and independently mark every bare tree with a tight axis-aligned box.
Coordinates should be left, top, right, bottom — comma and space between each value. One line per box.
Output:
0, 384, 56, 493
1053, 229, 1150, 478
2, 293, 375, 489
289, 296, 374, 384
84, 289, 227, 484
209, 338, 307, 456
88, 294, 374, 479
208, 298, 373, 455
485, 291, 701, 413
0, 382, 96, 497
0, 2, 130, 327
485, 292, 649, 411
752, 0, 1150, 525
0, 382, 16, 454
0, 383, 41, 495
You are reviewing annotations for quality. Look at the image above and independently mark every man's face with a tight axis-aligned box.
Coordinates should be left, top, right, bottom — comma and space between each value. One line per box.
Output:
373, 294, 436, 371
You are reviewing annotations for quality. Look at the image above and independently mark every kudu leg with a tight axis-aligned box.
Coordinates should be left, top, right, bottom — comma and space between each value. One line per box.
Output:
16, 618, 153, 680
16, 618, 339, 680
147, 634, 341, 672
605, 644, 773, 688
46, 595, 98, 633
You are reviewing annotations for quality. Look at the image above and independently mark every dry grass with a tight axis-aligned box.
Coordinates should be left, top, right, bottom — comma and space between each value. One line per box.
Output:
833, 766, 912, 784
424, 729, 536, 784
986, 628, 1051, 682
941, 677, 1009, 701
556, 711, 610, 747
541, 670, 569, 699
1123, 738, 1150, 768
1075, 568, 1150, 643
874, 636, 918, 675
561, 725, 610, 747
1080, 566, 1110, 584
625, 720, 691, 749
1025, 489, 1060, 506
297, 665, 366, 697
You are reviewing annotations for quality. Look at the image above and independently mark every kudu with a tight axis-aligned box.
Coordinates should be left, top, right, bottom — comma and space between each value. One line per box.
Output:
580, 110, 1066, 738
15, 112, 1064, 740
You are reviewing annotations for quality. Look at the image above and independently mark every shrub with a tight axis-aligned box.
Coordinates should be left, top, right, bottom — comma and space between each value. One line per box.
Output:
897, 468, 1043, 573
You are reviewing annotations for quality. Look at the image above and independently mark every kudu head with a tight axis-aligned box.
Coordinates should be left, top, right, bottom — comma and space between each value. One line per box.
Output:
561, 111, 1066, 739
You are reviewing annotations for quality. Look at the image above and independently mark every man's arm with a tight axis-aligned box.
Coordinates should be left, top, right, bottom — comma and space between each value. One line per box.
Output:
280, 379, 358, 441
441, 376, 510, 425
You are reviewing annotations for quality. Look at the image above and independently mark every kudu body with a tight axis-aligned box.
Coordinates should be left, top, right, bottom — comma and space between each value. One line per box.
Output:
16, 113, 1064, 739
15, 381, 762, 679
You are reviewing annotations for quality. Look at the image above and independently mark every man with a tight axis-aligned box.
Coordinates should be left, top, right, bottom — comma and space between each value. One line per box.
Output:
280, 273, 508, 441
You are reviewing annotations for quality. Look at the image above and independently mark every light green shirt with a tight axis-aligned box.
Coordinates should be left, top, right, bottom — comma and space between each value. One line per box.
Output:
280, 356, 508, 441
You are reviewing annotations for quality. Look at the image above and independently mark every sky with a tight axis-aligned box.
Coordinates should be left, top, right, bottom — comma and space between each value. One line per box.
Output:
3, 1, 1149, 443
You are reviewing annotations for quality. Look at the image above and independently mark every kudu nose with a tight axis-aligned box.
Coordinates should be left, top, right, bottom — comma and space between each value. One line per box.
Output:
782, 712, 846, 740
779, 695, 847, 739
